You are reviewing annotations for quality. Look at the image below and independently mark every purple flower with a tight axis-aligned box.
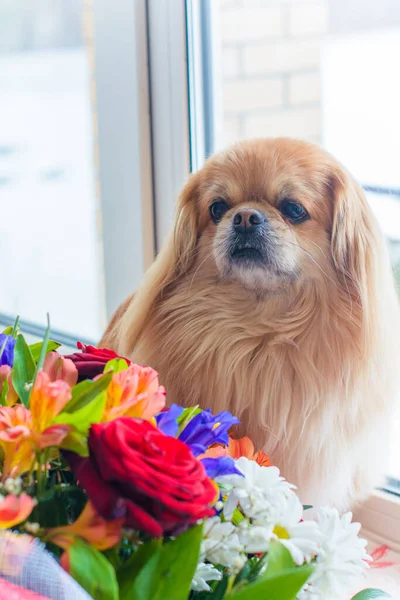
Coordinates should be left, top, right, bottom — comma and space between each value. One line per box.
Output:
179, 409, 239, 456
156, 404, 184, 437
201, 456, 243, 479
0, 334, 16, 367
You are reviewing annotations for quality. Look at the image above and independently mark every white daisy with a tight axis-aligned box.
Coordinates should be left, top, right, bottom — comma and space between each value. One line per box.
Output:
201, 516, 246, 572
191, 562, 222, 592
238, 520, 274, 553
298, 508, 370, 600
272, 493, 322, 565
221, 457, 295, 522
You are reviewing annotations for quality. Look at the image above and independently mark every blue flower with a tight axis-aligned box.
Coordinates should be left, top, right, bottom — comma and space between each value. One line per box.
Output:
179, 409, 239, 456
156, 404, 184, 437
0, 334, 16, 367
201, 456, 243, 479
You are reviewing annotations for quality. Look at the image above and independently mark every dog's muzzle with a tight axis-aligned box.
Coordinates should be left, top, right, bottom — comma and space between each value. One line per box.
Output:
229, 209, 269, 264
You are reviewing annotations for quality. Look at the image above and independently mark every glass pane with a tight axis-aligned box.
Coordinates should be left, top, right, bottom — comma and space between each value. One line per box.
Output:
0, 0, 103, 340
187, 0, 400, 482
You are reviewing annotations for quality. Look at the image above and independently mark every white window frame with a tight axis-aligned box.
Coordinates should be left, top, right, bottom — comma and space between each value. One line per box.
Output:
92, 0, 155, 321
147, 0, 191, 250
354, 491, 400, 553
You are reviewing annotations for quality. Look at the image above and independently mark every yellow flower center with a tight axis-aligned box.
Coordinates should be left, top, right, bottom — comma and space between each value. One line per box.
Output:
212, 422, 221, 430
273, 525, 290, 539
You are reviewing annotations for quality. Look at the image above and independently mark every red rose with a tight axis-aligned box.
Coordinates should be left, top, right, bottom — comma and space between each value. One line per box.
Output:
66, 418, 217, 537
64, 343, 130, 382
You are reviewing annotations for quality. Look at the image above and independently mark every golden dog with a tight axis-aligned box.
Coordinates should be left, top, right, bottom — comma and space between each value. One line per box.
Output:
101, 139, 400, 510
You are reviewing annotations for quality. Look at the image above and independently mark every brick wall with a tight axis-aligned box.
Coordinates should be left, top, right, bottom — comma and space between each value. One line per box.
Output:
220, 0, 328, 146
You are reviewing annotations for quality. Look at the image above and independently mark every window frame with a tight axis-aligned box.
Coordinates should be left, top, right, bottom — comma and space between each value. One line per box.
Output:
92, 0, 155, 322
354, 491, 400, 553
147, 0, 191, 250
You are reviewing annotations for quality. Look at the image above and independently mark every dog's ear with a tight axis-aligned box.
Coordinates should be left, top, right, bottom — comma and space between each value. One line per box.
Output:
330, 167, 387, 343
173, 171, 201, 276
330, 169, 375, 300
116, 171, 201, 356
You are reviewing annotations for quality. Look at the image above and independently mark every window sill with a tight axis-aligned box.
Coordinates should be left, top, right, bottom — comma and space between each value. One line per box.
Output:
354, 490, 400, 552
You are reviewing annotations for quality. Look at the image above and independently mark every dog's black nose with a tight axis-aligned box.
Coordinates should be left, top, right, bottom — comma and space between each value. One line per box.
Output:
233, 209, 266, 233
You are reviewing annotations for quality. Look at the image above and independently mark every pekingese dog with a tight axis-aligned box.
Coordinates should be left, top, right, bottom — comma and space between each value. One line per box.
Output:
100, 138, 400, 511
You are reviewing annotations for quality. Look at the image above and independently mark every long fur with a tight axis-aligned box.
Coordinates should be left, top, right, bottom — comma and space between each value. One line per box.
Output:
101, 139, 400, 511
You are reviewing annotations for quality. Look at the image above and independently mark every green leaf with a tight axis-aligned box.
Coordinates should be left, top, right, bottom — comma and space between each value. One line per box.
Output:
234, 555, 267, 588
67, 538, 119, 600
208, 576, 229, 599
0, 376, 9, 406
1, 316, 20, 338
34, 313, 51, 375
193, 575, 228, 600
11, 334, 36, 406
231, 508, 245, 526
177, 406, 203, 434
229, 564, 313, 600
63, 372, 112, 413
29, 340, 61, 362
55, 390, 106, 434
303, 505, 313, 511
11, 316, 20, 337
104, 358, 129, 374
118, 539, 162, 599
59, 430, 89, 456
265, 541, 295, 576
351, 590, 392, 599
130, 524, 203, 600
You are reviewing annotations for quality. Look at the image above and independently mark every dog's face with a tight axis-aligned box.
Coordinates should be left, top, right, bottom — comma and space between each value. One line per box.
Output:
176, 138, 374, 294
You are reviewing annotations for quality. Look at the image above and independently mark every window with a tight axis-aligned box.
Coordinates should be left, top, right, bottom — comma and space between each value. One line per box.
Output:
184, 0, 400, 494
0, 0, 101, 341
1, 0, 400, 532
0, 0, 154, 344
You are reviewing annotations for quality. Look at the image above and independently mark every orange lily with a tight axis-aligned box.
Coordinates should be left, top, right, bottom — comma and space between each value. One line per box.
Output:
198, 437, 271, 466
43, 352, 78, 387
0, 405, 35, 478
197, 445, 228, 460
0, 494, 35, 528
47, 501, 123, 551
228, 436, 271, 467
102, 364, 166, 422
0, 371, 72, 478
29, 371, 72, 449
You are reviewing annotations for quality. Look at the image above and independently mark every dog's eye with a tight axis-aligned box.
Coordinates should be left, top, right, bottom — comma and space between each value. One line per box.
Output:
209, 199, 229, 224
280, 200, 310, 224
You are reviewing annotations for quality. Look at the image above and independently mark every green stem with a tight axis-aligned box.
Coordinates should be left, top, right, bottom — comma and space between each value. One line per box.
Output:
226, 575, 235, 596
36, 450, 49, 497
11, 316, 20, 338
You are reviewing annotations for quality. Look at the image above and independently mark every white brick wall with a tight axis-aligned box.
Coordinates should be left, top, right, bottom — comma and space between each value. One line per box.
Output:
288, 2, 328, 36
288, 71, 321, 104
224, 77, 283, 113
224, 116, 242, 145
220, 6, 284, 42
220, 0, 327, 146
222, 46, 241, 78
244, 107, 321, 140
243, 40, 321, 75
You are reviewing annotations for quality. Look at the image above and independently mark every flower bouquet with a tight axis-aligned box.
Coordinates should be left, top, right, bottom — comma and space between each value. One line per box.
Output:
0, 318, 390, 600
